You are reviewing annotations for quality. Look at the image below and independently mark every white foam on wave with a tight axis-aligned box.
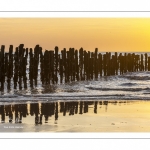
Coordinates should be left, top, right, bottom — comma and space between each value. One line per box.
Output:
1, 71, 150, 101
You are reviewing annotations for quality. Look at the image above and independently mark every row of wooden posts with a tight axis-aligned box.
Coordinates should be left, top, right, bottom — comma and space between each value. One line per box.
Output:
0, 101, 111, 123
0, 44, 150, 90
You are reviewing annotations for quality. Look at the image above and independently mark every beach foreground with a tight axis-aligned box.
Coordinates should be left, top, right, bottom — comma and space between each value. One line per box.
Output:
0, 100, 150, 132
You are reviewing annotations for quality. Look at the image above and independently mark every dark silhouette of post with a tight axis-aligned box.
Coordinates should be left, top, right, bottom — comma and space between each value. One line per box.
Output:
29, 48, 34, 87
145, 53, 148, 71
79, 48, 84, 80
148, 57, 150, 71
0, 45, 5, 90
54, 46, 59, 84
140, 54, 144, 71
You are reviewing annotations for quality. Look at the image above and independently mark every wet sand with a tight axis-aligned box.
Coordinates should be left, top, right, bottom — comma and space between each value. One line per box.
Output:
0, 100, 150, 132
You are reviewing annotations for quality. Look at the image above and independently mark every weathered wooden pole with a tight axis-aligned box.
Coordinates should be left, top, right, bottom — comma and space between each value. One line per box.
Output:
29, 48, 33, 87
54, 46, 59, 84
79, 48, 83, 80
0, 45, 5, 90
115, 52, 118, 75
94, 48, 98, 79
103, 54, 106, 76
75, 50, 79, 81
148, 57, 150, 71
98, 53, 102, 77
145, 53, 148, 71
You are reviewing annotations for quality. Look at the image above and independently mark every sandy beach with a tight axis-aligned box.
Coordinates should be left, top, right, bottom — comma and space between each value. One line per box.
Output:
0, 100, 150, 132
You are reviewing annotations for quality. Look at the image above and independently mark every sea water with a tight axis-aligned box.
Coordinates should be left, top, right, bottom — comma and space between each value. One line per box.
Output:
0, 52, 150, 102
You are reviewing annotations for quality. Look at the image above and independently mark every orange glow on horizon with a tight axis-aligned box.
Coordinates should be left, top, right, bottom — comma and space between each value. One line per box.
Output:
0, 18, 150, 52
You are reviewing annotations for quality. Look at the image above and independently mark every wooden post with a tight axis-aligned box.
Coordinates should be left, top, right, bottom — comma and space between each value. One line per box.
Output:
98, 53, 102, 77
124, 53, 127, 73
115, 52, 118, 75
54, 46, 59, 84
148, 57, 150, 71
75, 50, 79, 81
83, 50, 87, 80
79, 48, 83, 80
29, 48, 33, 87
145, 53, 148, 71
94, 48, 98, 79
0, 45, 5, 90
103, 54, 106, 76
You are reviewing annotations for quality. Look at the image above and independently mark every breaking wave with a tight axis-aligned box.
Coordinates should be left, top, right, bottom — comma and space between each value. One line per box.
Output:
1, 70, 150, 102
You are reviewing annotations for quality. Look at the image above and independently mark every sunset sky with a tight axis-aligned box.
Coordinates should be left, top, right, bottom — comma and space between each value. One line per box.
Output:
0, 18, 150, 52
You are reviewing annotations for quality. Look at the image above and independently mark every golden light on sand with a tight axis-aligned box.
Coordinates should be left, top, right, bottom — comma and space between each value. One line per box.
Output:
0, 18, 150, 52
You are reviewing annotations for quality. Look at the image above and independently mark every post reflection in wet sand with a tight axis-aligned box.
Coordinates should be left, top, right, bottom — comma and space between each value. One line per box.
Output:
0, 100, 150, 132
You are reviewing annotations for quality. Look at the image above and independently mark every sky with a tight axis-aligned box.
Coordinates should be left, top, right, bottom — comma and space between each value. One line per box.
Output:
0, 18, 150, 52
